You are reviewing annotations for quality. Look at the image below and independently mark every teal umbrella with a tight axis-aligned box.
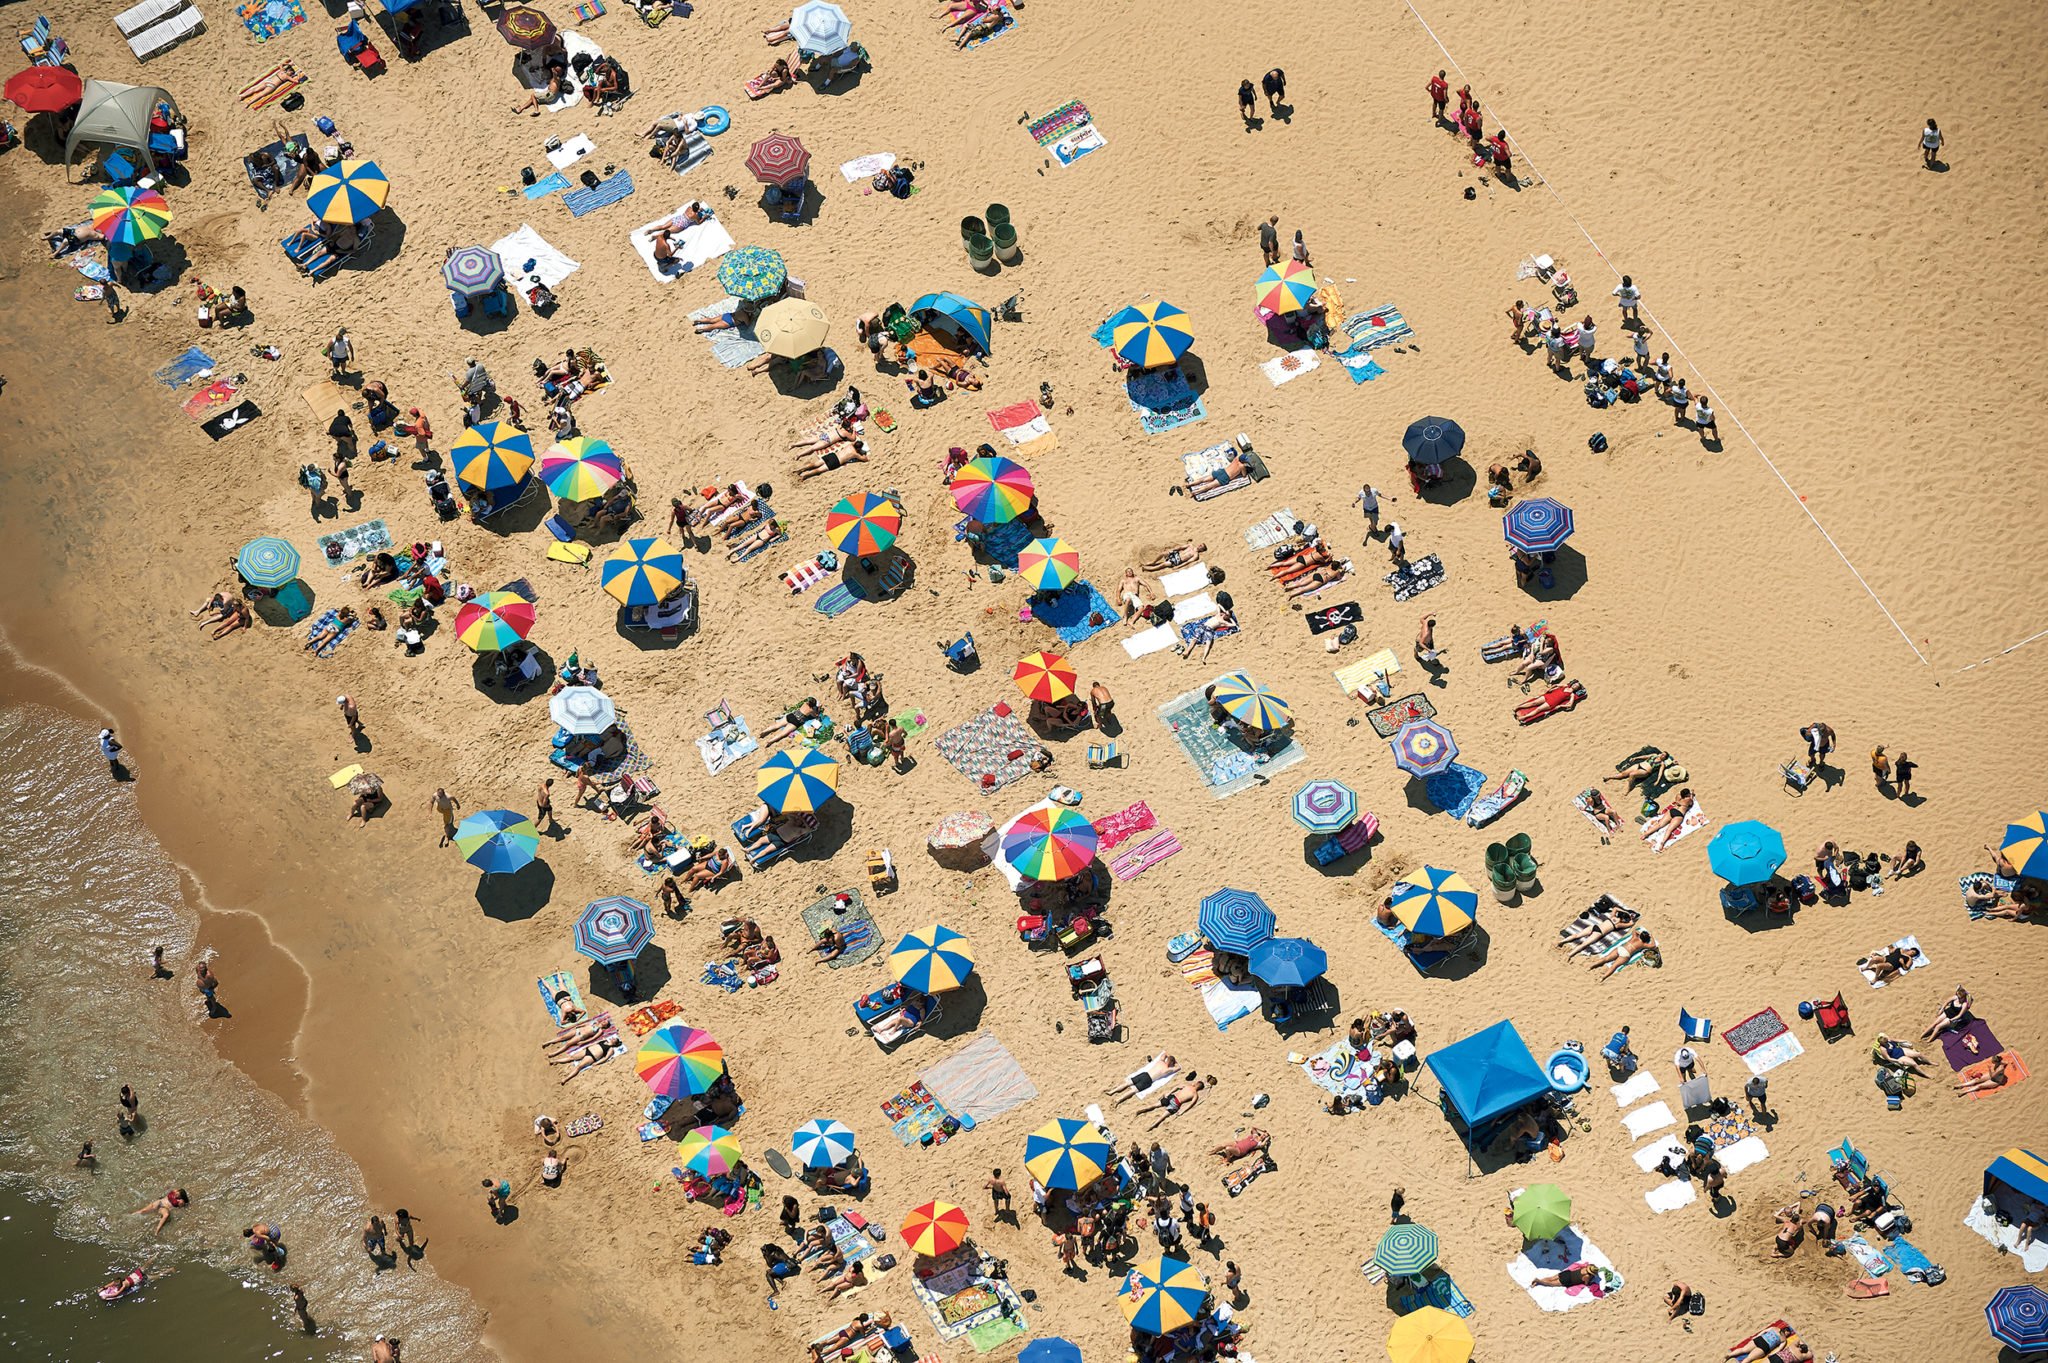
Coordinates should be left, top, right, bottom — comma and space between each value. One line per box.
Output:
237, 536, 301, 588
717, 245, 787, 301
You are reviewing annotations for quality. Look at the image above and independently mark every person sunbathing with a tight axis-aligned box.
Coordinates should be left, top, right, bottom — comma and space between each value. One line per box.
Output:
628, 812, 672, 852
544, 1018, 611, 1052
715, 500, 767, 536
821, 1261, 867, 1299
1284, 567, 1345, 598
1173, 607, 1237, 662
726, 519, 785, 560
1919, 983, 1972, 1041
1641, 789, 1695, 841
1141, 1076, 1211, 1130
954, 9, 1005, 44
694, 302, 759, 334
1209, 1128, 1270, 1164
1587, 928, 1657, 978
871, 996, 930, 1044
751, 56, 799, 92
1605, 752, 1669, 794
1143, 542, 1206, 572
551, 1034, 623, 1082
1509, 633, 1562, 682
938, 0, 992, 27
304, 607, 358, 652
1106, 1053, 1178, 1101
1956, 1053, 2011, 1095
794, 442, 868, 479
904, 369, 945, 407
1857, 942, 1919, 983
739, 935, 780, 969
790, 419, 859, 453
1871, 1035, 1934, 1076
1558, 908, 1627, 952
1580, 788, 1624, 832
189, 590, 235, 620
937, 360, 983, 390
809, 1242, 847, 1276
1271, 545, 1335, 581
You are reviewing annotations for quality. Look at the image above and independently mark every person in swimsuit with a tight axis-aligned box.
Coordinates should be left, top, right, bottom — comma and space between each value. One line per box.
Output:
1804, 1203, 1839, 1247
132, 1189, 189, 1233
1209, 1128, 1270, 1163
1587, 929, 1657, 978
1922, 984, 1972, 1041
794, 441, 870, 479
693, 301, 760, 334
1871, 1034, 1935, 1076
1142, 1076, 1212, 1130
1955, 1052, 2011, 1096
1642, 790, 1696, 842
1105, 1053, 1177, 1102
1142, 542, 1206, 572
905, 369, 945, 408
1859, 943, 1920, 983
551, 1034, 624, 1082
725, 519, 785, 561
1183, 452, 1249, 496
544, 1019, 612, 1053
1530, 1264, 1601, 1289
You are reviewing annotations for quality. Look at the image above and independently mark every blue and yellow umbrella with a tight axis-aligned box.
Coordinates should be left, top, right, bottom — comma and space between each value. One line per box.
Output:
1211, 673, 1293, 730
450, 421, 534, 492
1389, 867, 1478, 937
1017, 537, 1080, 593
1023, 1118, 1112, 1191
716, 245, 787, 301
1108, 299, 1194, 369
236, 535, 301, 589
601, 537, 685, 608
2001, 811, 2048, 880
305, 159, 390, 225
755, 747, 839, 813
539, 436, 623, 501
454, 809, 540, 874
888, 923, 975, 994
1119, 1255, 1208, 1334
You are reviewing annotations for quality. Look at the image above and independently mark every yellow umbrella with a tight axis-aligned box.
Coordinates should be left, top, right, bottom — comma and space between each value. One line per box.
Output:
1386, 1307, 1472, 1363
756, 298, 831, 358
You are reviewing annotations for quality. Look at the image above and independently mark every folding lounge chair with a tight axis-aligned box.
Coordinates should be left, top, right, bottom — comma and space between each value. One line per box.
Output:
128, 6, 203, 61
1813, 992, 1851, 1036
116, 0, 186, 35
942, 633, 978, 671
338, 19, 384, 74
777, 178, 809, 223
1087, 742, 1123, 769
1678, 1008, 1712, 1042
19, 15, 69, 65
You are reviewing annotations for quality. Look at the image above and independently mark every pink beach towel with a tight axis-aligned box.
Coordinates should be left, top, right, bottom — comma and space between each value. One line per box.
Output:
1092, 801, 1156, 850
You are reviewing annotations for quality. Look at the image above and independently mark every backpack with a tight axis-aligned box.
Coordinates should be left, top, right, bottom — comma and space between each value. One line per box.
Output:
1587, 432, 1608, 453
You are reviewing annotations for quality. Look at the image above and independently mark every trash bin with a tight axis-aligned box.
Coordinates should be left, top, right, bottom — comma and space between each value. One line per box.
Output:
960, 215, 986, 244
965, 232, 995, 269
1511, 853, 1539, 891
992, 221, 1019, 263
986, 203, 1011, 230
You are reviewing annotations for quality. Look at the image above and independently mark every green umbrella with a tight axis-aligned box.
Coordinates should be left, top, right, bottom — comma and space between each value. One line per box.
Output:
1372, 1222, 1439, 1277
1511, 1184, 1572, 1241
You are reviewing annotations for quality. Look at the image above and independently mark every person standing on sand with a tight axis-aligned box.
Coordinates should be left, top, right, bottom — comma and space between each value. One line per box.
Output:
1258, 215, 1280, 266
1261, 68, 1286, 114
1427, 70, 1450, 124
97, 727, 126, 775
1415, 613, 1439, 664
985, 1169, 1012, 1216
1577, 315, 1597, 364
337, 694, 364, 738
1613, 275, 1644, 325
1237, 79, 1257, 127
394, 1208, 419, 1252
1871, 745, 1891, 789
535, 778, 555, 831
103, 279, 125, 325
1920, 118, 1943, 168
1291, 230, 1312, 267
328, 327, 353, 377
1893, 751, 1917, 798
428, 788, 458, 846
483, 1176, 512, 1221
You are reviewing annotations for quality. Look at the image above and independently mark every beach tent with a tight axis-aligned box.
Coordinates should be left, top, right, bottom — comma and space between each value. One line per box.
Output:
64, 80, 183, 177
1988, 1150, 2048, 1206
1425, 1019, 1551, 1172
910, 291, 993, 354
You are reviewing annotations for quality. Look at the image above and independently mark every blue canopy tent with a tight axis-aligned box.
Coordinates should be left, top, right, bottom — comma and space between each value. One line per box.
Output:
909, 291, 993, 355
1987, 1149, 2048, 1210
1424, 1019, 1552, 1174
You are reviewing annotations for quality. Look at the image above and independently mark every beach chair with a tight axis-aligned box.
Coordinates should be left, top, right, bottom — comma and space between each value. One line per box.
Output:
337, 19, 384, 75
942, 633, 978, 671
127, 5, 202, 60
1678, 1008, 1712, 1042
1719, 885, 1759, 915
1813, 993, 1852, 1036
776, 177, 810, 223
19, 14, 69, 65
117, 0, 186, 36
1087, 742, 1124, 769
865, 848, 895, 893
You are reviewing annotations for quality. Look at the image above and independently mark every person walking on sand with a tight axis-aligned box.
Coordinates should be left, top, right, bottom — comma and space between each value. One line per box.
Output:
1258, 214, 1280, 266
103, 279, 125, 325
1427, 70, 1450, 123
1415, 613, 1439, 664
1354, 483, 1384, 539
395, 1208, 419, 1252
985, 1169, 1012, 1217
1692, 394, 1719, 443
535, 778, 555, 831
337, 695, 364, 738
97, 727, 126, 775
1871, 745, 1891, 789
1920, 117, 1943, 168
1291, 230, 1312, 267
1236, 79, 1257, 126
328, 327, 354, 377
429, 788, 458, 846
1261, 68, 1286, 114
1507, 299, 1528, 344
1893, 751, 1917, 798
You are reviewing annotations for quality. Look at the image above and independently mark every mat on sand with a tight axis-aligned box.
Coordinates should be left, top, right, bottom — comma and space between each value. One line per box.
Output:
800, 888, 880, 968
1125, 368, 1206, 435
1723, 1008, 1788, 1056
490, 225, 581, 288
1622, 1102, 1673, 1140
1423, 763, 1487, 820
1159, 688, 1305, 798
883, 1080, 956, 1147
1957, 1049, 2029, 1099
1031, 580, 1119, 647
920, 1033, 1038, 1122
1610, 1072, 1660, 1107
935, 704, 1038, 792
1366, 693, 1437, 738
1737, 1031, 1805, 1076
1645, 1179, 1696, 1213
1941, 1018, 2002, 1070
1508, 1224, 1621, 1311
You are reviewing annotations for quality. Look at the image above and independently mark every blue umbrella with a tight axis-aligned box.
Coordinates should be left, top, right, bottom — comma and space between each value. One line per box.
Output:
791, 1118, 857, 1169
1197, 887, 1276, 955
236, 536, 301, 589
1401, 415, 1465, 465
1391, 718, 1459, 778
1707, 820, 1787, 886
1291, 779, 1358, 834
910, 291, 994, 354
1247, 936, 1327, 988
573, 896, 654, 964
1502, 497, 1576, 554
453, 809, 540, 875
1019, 1342, 1084, 1363
1988, 1284, 2048, 1353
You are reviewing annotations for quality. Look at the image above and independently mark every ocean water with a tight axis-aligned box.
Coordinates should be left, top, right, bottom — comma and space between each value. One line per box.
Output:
0, 701, 489, 1362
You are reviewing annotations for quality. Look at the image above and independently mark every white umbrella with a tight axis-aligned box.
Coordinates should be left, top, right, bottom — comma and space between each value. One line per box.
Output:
790, 0, 851, 55
550, 685, 617, 735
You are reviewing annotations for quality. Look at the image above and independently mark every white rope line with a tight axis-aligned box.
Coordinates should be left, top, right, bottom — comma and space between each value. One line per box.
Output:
1952, 627, 2048, 675
1401, 0, 1929, 667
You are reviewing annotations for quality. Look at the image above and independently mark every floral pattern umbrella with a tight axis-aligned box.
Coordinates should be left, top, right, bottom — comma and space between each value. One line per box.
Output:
716, 244, 787, 301
494, 4, 558, 48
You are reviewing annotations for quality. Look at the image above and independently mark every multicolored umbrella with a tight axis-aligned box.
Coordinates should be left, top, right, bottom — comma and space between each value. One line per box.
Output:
305, 160, 390, 225
1012, 650, 1079, 703
235, 535, 301, 589
549, 685, 617, 735
910, 292, 994, 354
746, 132, 811, 186
1389, 867, 1479, 937
2001, 811, 2048, 880
601, 537, 685, 607
1291, 779, 1358, 834
452, 592, 536, 653
636, 1022, 726, 1098
716, 244, 787, 301
539, 435, 623, 501
1391, 718, 1458, 778
1402, 415, 1466, 466
1023, 1118, 1112, 1191
1211, 673, 1293, 730
450, 421, 534, 492
825, 492, 901, 557
453, 809, 539, 874
1502, 497, 1576, 554
4, 65, 83, 114
901, 1201, 970, 1257
1247, 936, 1327, 988
677, 1124, 743, 1177
1707, 820, 1787, 886
756, 747, 839, 813
1254, 261, 1318, 314
949, 456, 1034, 523
442, 245, 504, 298
1386, 1306, 1472, 1363
573, 896, 654, 965
1373, 1222, 1440, 1276
1119, 1255, 1208, 1334
1987, 1284, 2048, 1353
788, 0, 852, 54
1197, 887, 1275, 955
1001, 805, 1100, 881
494, 4, 558, 48
792, 1118, 857, 1170
887, 923, 974, 993
1511, 1184, 1572, 1241
1108, 299, 1194, 369
88, 186, 171, 245
1017, 537, 1081, 593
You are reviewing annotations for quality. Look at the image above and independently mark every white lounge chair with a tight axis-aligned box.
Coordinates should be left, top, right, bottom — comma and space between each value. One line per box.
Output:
128, 5, 203, 60
115, 0, 187, 37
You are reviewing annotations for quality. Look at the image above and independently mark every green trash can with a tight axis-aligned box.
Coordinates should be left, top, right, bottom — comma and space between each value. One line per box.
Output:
992, 221, 1019, 263
1505, 832, 1533, 859
1485, 843, 1510, 873
965, 233, 996, 269
960, 215, 987, 244
1511, 853, 1539, 891
986, 203, 1011, 230
1490, 872, 1518, 904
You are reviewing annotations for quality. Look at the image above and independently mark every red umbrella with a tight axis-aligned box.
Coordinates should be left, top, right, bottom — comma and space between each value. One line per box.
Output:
4, 65, 83, 114
746, 133, 811, 186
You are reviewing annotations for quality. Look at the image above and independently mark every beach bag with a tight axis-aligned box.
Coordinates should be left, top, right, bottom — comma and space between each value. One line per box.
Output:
1587, 432, 1608, 453
1584, 381, 1610, 408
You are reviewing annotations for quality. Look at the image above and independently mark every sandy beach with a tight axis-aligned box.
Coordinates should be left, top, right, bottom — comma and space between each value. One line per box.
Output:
3, 2, 2046, 1361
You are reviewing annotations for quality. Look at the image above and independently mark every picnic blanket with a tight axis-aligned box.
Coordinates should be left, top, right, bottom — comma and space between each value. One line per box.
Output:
1509, 1225, 1621, 1311
1386, 553, 1447, 601
1341, 304, 1412, 352
1643, 796, 1710, 851
628, 212, 734, 281
823, 1214, 877, 1267
153, 346, 216, 387
962, 516, 1035, 569
935, 704, 1039, 792
316, 519, 392, 566
1860, 935, 1929, 987
563, 168, 636, 217
1966, 1200, 2048, 1271
1125, 369, 1205, 435
1302, 1040, 1375, 1096
1366, 693, 1437, 738
1031, 580, 1119, 647
1957, 1049, 2030, 1099
1422, 763, 1487, 820
909, 1246, 1028, 1341
988, 401, 1053, 446
516, 31, 599, 110
1340, 353, 1387, 383
491, 225, 581, 288
696, 715, 757, 775
1111, 829, 1181, 881
921, 1034, 1038, 1122
1092, 801, 1156, 850
1261, 349, 1321, 386
883, 1080, 958, 1147
304, 608, 357, 657
802, 889, 881, 968
239, 0, 308, 41
1737, 1030, 1804, 1076
1159, 688, 1304, 798
1333, 651, 1403, 698
839, 152, 897, 182
1941, 1019, 2002, 1070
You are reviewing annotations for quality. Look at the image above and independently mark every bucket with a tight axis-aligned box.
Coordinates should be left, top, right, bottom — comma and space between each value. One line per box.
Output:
1505, 832, 1533, 859
960, 215, 986, 243
992, 222, 1019, 263
1484, 843, 1509, 871
1512, 853, 1539, 890
986, 203, 1011, 230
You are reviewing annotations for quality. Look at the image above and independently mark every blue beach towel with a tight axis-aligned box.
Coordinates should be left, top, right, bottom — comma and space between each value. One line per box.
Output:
1033, 580, 1119, 647
1884, 1238, 1934, 1275
814, 583, 862, 617
1126, 368, 1206, 435
524, 171, 572, 199
709, 330, 765, 369
563, 169, 636, 218
961, 516, 1035, 569
1090, 316, 1116, 347
305, 608, 358, 658
1422, 762, 1487, 819
1340, 354, 1386, 384
153, 346, 216, 387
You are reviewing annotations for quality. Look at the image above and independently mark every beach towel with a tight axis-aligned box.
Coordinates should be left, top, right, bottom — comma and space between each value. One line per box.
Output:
801, 888, 881, 969
1340, 353, 1387, 383
814, 583, 862, 617
539, 971, 585, 1024
696, 714, 757, 775
891, 710, 931, 742
153, 346, 215, 387
1301, 1041, 1375, 1096
1509, 1226, 1621, 1311
316, 519, 392, 566
1332, 650, 1403, 699
71, 257, 115, 285
1633, 1136, 1685, 1172
1121, 624, 1179, 659
563, 168, 635, 217
1610, 1071, 1660, 1107
1033, 580, 1119, 647
839, 151, 896, 182
182, 379, 241, 421
1158, 688, 1304, 798
1841, 1237, 1890, 1277
780, 558, 828, 594
1738, 1031, 1804, 1076
1158, 563, 1211, 598
239, 60, 305, 109
1860, 935, 1929, 988
883, 1081, 957, 1147
1111, 829, 1181, 881
959, 1, 1015, 49
1717, 1135, 1771, 1176
964, 1316, 1026, 1353
1200, 977, 1260, 1030
517, 32, 599, 110
1386, 553, 1446, 601
1622, 1102, 1674, 1141
1966, 1199, 2048, 1271
1241, 506, 1299, 553
1422, 763, 1487, 820
1125, 369, 1205, 435
1645, 1179, 1696, 1214
1261, 349, 1321, 386
1342, 304, 1413, 352
1958, 1049, 2029, 1098
628, 213, 734, 281
1363, 693, 1437, 739
1092, 801, 1156, 850
239, 0, 307, 41
1305, 601, 1364, 635
1940, 1019, 2002, 1070
1028, 101, 1091, 146
1643, 796, 1710, 851
988, 400, 1053, 446
196, 399, 260, 441
935, 704, 1039, 791
624, 1000, 679, 1035
546, 134, 597, 170
491, 225, 581, 289
1168, 592, 1218, 624
1180, 612, 1239, 650
524, 171, 572, 200
1723, 1008, 1789, 1056
921, 1033, 1038, 1122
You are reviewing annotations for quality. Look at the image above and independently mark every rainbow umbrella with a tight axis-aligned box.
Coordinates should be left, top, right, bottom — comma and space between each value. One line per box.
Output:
2001, 811, 2048, 880
88, 186, 171, 245
792, 1119, 856, 1169
601, 537, 685, 607
756, 747, 839, 813
1292, 779, 1358, 834
305, 160, 390, 225
1389, 867, 1479, 937
1120, 1255, 1208, 1334
573, 896, 654, 965
235, 535, 301, 589
677, 1124, 743, 1177
1017, 537, 1081, 592
1012, 651, 1078, 703
636, 1022, 726, 1098
746, 132, 811, 186
950, 456, 1034, 524
1211, 673, 1293, 730
1391, 718, 1458, 778
1001, 805, 1100, 881
442, 245, 504, 298
1254, 261, 1318, 314
901, 1201, 970, 1257
716, 244, 787, 302
1024, 1118, 1112, 1191
1108, 299, 1194, 369
450, 421, 534, 492
825, 492, 902, 557
888, 924, 974, 993
453, 592, 536, 653
1387, 1307, 1472, 1363
1373, 1222, 1440, 1276
539, 436, 623, 501
453, 809, 539, 874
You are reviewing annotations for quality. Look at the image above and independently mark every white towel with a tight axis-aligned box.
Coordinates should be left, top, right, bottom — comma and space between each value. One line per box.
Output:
1645, 1179, 1696, 1213
490, 225, 581, 289
1621, 1101, 1674, 1140
1609, 1072, 1660, 1107
1158, 564, 1210, 598
1860, 934, 1928, 988
1261, 349, 1321, 386
627, 212, 735, 282
1717, 1135, 1770, 1176
1507, 1226, 1620, 1312
546, 133, 596, 169
1171, 592, 1219, 624
517, 31, 599, 111
838, 152, 896, 182
1678, 1076, 1713, 1111
1632, 1136, 1686, 1173
1967, 1202, 2048, 1272
1121, 624, 1179, 659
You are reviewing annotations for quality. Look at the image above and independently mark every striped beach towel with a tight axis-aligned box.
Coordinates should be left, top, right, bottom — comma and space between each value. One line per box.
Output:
1342, 304, 1412, 352
1111, 829, 1181, 880
563, 169, 636, 218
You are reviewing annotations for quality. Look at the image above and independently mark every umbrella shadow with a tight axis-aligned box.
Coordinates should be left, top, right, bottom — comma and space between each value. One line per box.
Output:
586, 944, 671, 1004
251, 585, 318, 628
759, 180, 826, 226
456, 296, 519, 336
1525, 545, 1588, 601
472, 490, 550, 537
344, 215, 407, 276
843, 545, 914, 602
476, 859, 555, 921
1417, 458, 1477, 506
923, 976, 988, 1040
1302, 829, 1376, 876
786, 798, 856, 864
472, 645, 556, 703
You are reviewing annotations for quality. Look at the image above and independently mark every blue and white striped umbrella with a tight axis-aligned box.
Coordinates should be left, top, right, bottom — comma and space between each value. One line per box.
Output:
1391, 718, 1458, 778
1197, 887, 1275, 955
1502, 497, 1576, 554
1988, 1284, 2048, 1352
789, 0, 851, 54
573, 896, 654, 964
791, 1118, 857, 1169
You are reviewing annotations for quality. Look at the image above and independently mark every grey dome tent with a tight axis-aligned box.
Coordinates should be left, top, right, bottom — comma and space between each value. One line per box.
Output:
63, 80, 184, 178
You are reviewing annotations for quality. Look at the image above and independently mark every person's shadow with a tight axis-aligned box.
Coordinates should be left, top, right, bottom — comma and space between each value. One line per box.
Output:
204, 997, 233, 1019
110, 760, 135, 783
352, 729, 373, 754
1269, 101, 1293, 124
